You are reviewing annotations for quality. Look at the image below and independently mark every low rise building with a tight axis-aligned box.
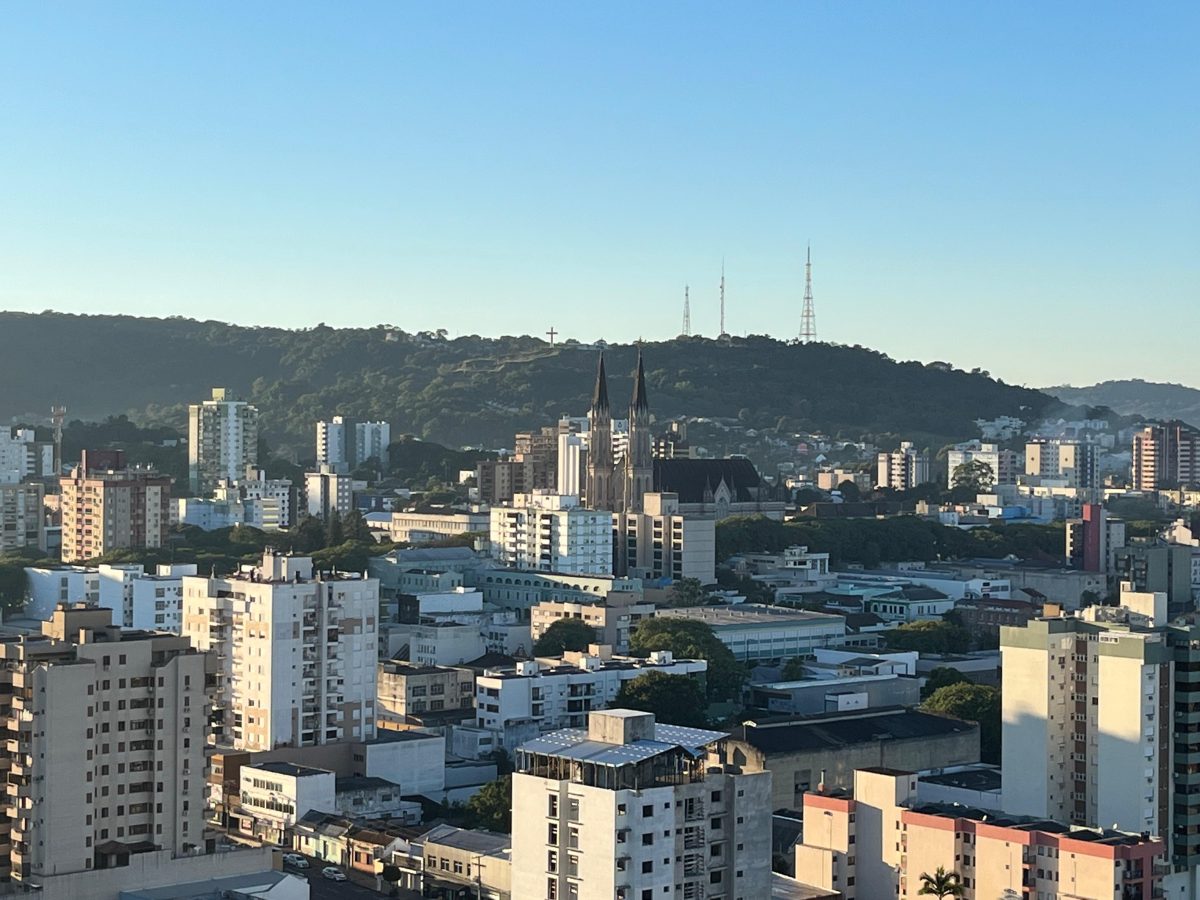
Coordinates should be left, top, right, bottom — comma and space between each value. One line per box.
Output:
23, 563, 99, 618
388, 509, 491, 544
653, 604, 847, 662
238, 762, 336, 845
389, 824, 512, 900
721, 707, 981, 811
97, 562, 198, 631
795, 767, 1165, 900
376, 660, 475, 728
475, 647, 708, 750
529, 590, 655, 653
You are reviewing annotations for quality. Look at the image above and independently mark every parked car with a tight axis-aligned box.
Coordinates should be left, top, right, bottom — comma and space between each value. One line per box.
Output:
282, 853, 309, 869
322, 867, 347, 882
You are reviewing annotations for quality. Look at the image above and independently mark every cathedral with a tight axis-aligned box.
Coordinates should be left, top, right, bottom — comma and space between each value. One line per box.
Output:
584, 350, 653, 513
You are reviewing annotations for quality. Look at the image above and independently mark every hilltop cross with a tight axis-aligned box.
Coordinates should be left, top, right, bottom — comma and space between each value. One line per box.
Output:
546, 327, 558, 345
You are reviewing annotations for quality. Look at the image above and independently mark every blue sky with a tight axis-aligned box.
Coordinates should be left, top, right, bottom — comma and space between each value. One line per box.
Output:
1, 2, 1196, 387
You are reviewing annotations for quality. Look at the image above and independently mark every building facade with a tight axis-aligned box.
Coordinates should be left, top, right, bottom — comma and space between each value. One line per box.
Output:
1025, 438, 1099, 488
182, 551, 379, 751
376, 660, 475, 727
512, 710, 772, 900
490, 493, 613, 575
0, 480, 45, 553
615, 491, 716, 584
304, 465, 354, 520
876, 442, 930, 491
0, 604, 209, 884
653, 605, 847, 662
946, 441, 1018, 488
97, 562, 198, 631
188, 388, 259, 494
1065, 502, 1126, 573
60, 450, 172, 563
1133, 420, 1200, 492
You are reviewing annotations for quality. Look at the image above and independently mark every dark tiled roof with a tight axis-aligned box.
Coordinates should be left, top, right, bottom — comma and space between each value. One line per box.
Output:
652, 457, 766, 503
733, 708, 976, 755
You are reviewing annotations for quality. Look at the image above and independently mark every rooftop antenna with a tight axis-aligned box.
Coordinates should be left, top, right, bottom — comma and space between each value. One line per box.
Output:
719, 258, 727, 338
800, 245, 817, 343
682, 285, 691, 337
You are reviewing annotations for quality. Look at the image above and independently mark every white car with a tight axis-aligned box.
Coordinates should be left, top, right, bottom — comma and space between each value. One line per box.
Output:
282, 853, 309, 869
322, 867, 347, 882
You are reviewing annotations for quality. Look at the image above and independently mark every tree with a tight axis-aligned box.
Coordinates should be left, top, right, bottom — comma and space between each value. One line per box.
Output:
292, 516, 326, 553
630, 618, 746, 702
835, 479, 861, 502
325, 510, 345, 547
533, 618, 596, 656
667, 578, 711, 607
465, 775, 512, 832
343, 509, 373, 543
380, 864, 402, 896
613, 672, 708, 729
921, 666, 972, 700
951, 460, 995, 494
917, 866, 965, 897
923, 682, 1001, 764
884, 620, 971, 655
781, 656, 807, 681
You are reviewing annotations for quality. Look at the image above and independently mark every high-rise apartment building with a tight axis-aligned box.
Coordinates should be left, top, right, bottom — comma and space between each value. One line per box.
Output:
316, 417, 391, 474
181, 551, 379, 751
490, 493, 613, 575
1026, 438, 1099, 488
876, 441, 930, 491
1133, 421, 1200, 492
795, 767, 1165, 900
1065, 502, 1125, 573
512, 709, 772, 900
0, 481, 45, 553
60, 450, 172, 563
0, 427, 53, 484
946, 441, 1018, 488
614, 491, 716, 583
304, 464, 354, 520
0, 604, 209, 883
188, 388, 259, 494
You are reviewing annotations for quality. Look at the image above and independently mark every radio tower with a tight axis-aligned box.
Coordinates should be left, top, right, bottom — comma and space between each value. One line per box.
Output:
718, 259, 728, 338
799, 245, 817, 343
682, 285, 691, 336
50, 405, 66, 476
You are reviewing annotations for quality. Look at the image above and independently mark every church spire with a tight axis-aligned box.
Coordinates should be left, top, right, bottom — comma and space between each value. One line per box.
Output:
631, 349, 649, 413
591, 352, 610, 415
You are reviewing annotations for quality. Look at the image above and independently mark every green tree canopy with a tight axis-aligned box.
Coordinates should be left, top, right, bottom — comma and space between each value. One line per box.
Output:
629, 617, 746, 702
533, 618, 597, 656
921, 666, 973, 700
923, 682, 1001, 764
667, 578, 712, 607
612, 671, 708, 729
465, 775, 512, 833
951, 459, 995, 494
885, 620, 971, 655
917, 866, 965, 897
781, 656, 807, 681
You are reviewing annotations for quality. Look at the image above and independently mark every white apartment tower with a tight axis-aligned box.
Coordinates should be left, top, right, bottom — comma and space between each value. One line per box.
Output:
188, 388, 259, 494
316, 416, 350, 472
0, 604, 209, 883
490, 492, 614, 575
182, 551, 379, 751
1001, 606, 1171, 835
305, 465, 354, 520
316, 417, 391, 473
512, 709, 772, 900
876, 441, 930, 491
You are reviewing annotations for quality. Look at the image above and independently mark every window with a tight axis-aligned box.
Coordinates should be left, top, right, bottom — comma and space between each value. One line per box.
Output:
548, 823, 558, 844
642, 804, 654, 818
548, 795, 559, 817
548, 851, 558, 873
641, 833, 653, 846
641, 861, 653, 874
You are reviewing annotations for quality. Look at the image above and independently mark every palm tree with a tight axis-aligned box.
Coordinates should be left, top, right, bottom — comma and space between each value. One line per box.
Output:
917, 866, 965, 898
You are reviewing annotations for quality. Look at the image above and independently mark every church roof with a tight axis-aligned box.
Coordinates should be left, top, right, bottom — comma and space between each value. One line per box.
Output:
591, 353, 610, 414
653, 457, 767, 504
631, 350, 649, 413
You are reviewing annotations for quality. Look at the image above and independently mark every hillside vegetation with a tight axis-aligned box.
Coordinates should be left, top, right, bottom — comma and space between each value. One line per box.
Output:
1, 312, 1077, 457
1046, 379, 1200, 427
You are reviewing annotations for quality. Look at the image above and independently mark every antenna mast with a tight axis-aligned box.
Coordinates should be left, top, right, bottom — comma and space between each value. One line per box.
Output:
800, 245, 817, 343
50, 405, 66, 476
719, 259, 727, 337
682, 285, 691, 336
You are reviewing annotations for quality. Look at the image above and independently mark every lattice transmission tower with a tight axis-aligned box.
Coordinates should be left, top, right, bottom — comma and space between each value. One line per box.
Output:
799, 245, 817, 343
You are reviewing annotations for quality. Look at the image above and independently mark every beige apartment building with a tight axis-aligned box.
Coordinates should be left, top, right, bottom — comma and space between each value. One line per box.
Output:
529, 590, 655, 654
376, 660, 475, 728
0, 604, 210, 884
0, 481, 45, 553
795, 767, 1165, 900
188, 388, 259, 495
60, 450, 172, 563
182, 550, 379, 751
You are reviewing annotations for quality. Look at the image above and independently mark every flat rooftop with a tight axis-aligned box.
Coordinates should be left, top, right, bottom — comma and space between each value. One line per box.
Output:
920, 766, 1002, 793
734, 707, 977, 754
519, 721, 729, 766
906, 801, 1158, 846
245, 761, 330, 778
655, 604, 844, 629
420, 823, 510, 854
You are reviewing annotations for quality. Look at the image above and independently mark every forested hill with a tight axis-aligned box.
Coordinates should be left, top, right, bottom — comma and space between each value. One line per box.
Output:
1046, 380, 1200, 427
1, 311, 1075, 456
